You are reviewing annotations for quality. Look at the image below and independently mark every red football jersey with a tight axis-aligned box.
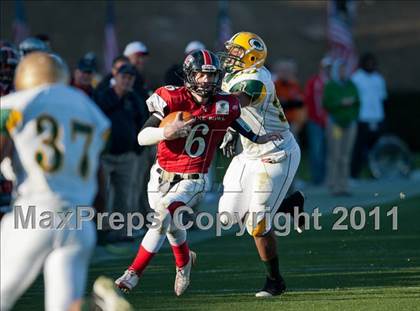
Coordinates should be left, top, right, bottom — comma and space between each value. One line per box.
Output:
146, 86, 241, 173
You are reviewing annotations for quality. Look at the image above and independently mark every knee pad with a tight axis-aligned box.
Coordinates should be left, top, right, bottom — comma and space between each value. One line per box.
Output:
245, 212, 271, 237
154, 202, 171, 233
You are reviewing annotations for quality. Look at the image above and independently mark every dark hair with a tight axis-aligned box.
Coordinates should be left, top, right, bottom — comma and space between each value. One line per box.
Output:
359, 52, 376, 69
34, 33, 50, 43
112, 55, 129, 66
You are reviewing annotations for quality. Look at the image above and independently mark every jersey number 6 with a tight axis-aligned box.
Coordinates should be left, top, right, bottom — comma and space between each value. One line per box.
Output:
185, 123, 209, 158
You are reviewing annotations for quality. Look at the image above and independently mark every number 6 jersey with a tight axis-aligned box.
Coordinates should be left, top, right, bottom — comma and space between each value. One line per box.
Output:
0, 84, 110, 207
146, 86, 240, 173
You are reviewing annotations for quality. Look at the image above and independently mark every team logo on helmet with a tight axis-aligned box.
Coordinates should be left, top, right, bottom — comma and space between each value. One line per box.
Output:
249, 38, 264, 51
184, 54, 194, 66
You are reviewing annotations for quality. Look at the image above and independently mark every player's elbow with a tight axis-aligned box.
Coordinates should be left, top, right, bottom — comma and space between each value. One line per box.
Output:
137, 129, 149, 146
137, 127, 165, 146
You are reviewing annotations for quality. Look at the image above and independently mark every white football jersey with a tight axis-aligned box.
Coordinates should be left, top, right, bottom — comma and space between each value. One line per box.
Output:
0, 84, 110, 208
222, 66, 291, 158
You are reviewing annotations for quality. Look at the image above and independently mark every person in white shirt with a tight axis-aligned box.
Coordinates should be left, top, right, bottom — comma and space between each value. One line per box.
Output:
350, 52, 387, 178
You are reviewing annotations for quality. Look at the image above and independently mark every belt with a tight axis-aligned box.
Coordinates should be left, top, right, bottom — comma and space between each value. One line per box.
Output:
156, 167, 202, 183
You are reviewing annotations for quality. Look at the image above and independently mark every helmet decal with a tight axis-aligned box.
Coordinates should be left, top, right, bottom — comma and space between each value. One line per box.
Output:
184, 54, 194, 66
249, 38, 264, 51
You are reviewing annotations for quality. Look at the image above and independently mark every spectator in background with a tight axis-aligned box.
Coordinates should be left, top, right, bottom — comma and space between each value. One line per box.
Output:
123, 42, 156, 222
304, 56, 332, 185
94, 64, 148, 242
273, 59, 306, 138
71, 56, 96, 98
323, 59, 360, 196
123, 41, 150, 99
351, 52, 388, 178
95, 55, 129, 96
0, 43, 19, 96
164, 40, 206, 86
0, 42, 18, 217
82, 51, 102, 88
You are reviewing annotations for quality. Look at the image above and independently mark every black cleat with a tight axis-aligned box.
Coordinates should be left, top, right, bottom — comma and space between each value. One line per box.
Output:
278, 191, 306, 232
255, 276, 287, 297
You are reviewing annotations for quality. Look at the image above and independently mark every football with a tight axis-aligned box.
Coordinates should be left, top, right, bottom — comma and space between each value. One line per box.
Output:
159, 111, 193, 128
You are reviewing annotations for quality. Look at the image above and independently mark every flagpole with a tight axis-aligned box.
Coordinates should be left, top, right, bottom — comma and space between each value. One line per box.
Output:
326, 0, 357, 74
13, 0, 30, 46
103, 0, 119, 73
215, 0, 232, 51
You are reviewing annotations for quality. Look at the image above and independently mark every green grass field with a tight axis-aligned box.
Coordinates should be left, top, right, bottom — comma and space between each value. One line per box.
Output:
14, 196, 420, 310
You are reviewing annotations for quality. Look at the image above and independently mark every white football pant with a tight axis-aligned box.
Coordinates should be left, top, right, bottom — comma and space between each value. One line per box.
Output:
219, 137, 300, 236
0, 201, 96, 311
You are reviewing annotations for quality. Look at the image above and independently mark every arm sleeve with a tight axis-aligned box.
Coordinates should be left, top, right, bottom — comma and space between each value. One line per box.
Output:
231, 118, 258, 143
137, 114, 165, 146
0, 109, 23, 136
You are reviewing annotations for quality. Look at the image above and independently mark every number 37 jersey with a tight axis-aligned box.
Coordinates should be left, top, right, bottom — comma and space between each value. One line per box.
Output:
146, 86, 240, 173
0, 84, 110, 207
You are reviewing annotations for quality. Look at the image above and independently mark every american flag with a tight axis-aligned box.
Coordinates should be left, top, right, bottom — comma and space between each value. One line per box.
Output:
215, 0, 232, 51
12, 0, 29, 46
327, 0, 358, 74
103, 0, 119, 73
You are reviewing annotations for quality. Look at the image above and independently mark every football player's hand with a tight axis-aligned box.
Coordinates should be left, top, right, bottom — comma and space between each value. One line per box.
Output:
163, 112, 195, 140
219, 129, 238, 158
255, 131, 283, 144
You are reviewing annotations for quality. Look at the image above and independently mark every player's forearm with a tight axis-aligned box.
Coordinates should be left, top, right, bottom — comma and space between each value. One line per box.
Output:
137, 115, 165, 146
138, 126, 165, 146
235, 92, 252, 107
231, 118, 258, 143
231, 119, 282, 144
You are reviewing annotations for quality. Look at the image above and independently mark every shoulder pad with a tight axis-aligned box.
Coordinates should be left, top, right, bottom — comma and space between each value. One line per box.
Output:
163, 85, 181, 91
242, 67, 259, 75
230, 79, 266, 103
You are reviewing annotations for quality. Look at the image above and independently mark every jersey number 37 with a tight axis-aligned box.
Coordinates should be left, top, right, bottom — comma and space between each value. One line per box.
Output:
35, 115, 94, 179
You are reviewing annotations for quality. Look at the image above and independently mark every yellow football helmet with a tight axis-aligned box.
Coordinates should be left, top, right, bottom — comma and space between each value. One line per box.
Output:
14, 52, 69, 91
221, 32, 267, 72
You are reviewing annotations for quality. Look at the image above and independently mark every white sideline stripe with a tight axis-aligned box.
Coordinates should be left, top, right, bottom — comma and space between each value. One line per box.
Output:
123, 285, 420, 295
